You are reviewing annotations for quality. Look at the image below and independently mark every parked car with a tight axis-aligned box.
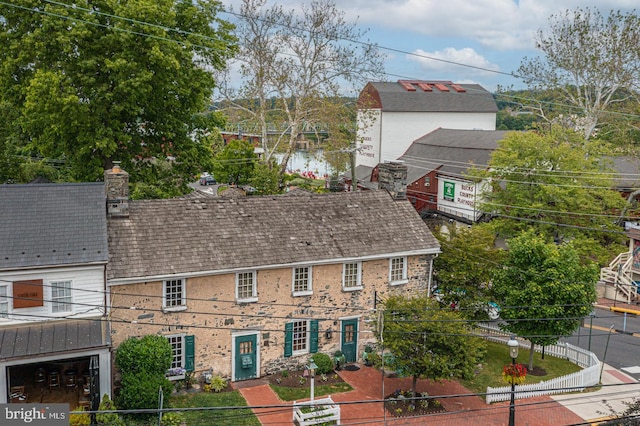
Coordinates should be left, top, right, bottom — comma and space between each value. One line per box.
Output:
199, 175, 217, 185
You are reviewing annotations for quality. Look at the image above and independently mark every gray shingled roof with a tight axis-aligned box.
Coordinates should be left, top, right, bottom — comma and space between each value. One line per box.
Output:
399, 129, 510, 183
0, 183, 108, 270
107, 190, 440, 281
369, 82, 497, 113
604, 156, 640, 190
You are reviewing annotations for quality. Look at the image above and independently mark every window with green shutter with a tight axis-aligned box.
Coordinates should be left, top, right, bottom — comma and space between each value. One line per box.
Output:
284, 320, 318, 356
185, 335, 195, 372
284, 322, 293, 357
310, 320, 318, 353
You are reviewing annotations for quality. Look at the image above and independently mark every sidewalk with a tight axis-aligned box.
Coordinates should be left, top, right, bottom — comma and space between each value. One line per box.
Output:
551, 364, 640, 423
237, 364, 603, 425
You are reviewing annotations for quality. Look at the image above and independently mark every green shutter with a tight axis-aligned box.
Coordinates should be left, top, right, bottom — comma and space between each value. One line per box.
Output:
284, 322, 293, 357
185, 335, 195, 372
310, 320, 319, 353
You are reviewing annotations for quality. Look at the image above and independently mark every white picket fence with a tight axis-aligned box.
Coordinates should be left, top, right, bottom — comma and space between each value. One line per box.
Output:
479, 322, 601, 404
293, 396, 340, 425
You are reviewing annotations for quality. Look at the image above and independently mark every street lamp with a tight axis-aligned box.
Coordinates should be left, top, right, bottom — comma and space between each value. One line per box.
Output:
307, 360, 318, 403
507, 335, 519, 426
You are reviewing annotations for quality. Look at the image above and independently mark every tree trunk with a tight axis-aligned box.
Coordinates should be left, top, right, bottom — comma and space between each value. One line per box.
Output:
411, 375, 418, 407
528, 341, 535, 371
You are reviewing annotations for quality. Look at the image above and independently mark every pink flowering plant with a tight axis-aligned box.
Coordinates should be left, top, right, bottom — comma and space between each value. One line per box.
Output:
502, 363, 527, 385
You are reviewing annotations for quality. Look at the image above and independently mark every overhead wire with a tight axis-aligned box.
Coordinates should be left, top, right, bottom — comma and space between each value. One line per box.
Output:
3, 0, 640, 123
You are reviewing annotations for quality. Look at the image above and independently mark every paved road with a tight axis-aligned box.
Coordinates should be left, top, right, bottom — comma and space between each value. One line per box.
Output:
566, 306, 640, 380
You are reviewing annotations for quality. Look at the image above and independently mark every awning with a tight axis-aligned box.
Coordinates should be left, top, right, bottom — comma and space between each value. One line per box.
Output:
0, 319, 110, 361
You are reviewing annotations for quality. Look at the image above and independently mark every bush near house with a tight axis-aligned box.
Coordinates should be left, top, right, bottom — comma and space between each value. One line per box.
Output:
115, 335, 173, 420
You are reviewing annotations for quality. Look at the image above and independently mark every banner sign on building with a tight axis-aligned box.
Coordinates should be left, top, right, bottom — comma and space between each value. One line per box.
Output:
12, 279, 43, 309
443, 181, 455, 201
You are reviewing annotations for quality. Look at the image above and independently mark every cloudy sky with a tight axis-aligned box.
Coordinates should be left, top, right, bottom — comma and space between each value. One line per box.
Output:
219, 0, 638, 93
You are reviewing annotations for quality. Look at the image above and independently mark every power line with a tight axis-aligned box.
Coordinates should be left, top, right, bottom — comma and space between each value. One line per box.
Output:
7, 0, 640, 124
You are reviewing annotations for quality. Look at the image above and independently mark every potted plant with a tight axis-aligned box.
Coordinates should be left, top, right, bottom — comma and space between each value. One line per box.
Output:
333, 350, 346, 371
362, 346, 373, 366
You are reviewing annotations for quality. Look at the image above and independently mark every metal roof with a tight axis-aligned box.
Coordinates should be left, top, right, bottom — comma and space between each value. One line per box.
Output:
0, 319, 109, 361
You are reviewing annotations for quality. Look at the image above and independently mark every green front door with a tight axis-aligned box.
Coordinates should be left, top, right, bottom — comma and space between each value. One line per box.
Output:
341, 319, 358, 363
234, 334, 258, 381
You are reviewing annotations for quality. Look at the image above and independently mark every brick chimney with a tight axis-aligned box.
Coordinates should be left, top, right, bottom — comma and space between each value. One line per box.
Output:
104, 162, 129, 218
377, 161, 407, 200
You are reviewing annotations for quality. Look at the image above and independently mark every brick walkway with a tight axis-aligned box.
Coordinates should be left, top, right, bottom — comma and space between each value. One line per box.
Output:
236, 364, 585, 425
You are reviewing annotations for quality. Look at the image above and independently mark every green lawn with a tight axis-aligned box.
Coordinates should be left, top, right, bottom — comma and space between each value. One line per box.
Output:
270, 382, 353, 401
460, 340, 582, 398
168, 391, 260, 426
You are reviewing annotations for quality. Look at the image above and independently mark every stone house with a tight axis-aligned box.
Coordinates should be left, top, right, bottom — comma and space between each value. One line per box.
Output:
105, 167, 440, 383
0, 183, 112, 405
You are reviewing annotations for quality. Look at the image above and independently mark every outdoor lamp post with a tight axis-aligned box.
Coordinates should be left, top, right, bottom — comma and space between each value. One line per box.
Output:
507, 335, 519, 426
307, 360, 318, 403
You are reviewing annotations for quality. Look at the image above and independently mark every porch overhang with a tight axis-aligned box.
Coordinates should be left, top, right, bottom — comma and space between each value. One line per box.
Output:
0, 318, 110, 362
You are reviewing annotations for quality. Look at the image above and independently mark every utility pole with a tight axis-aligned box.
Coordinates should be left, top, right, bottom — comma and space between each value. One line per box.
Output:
350, 143, 357, 192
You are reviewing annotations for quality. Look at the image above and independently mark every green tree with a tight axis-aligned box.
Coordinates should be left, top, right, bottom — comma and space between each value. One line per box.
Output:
433, 224, 505, 321
248, 161, 281, 195
212, 139, 257, 185
0, 0, 236, 190
218, 0, 384, 174
379, 295, 485, 402
517, 8, 640, 140
478, 128, 627, 265
492, 230, 598, 370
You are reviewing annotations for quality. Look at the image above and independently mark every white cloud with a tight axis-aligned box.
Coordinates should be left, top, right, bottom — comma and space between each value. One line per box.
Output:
408, 47, 500, 75
342, 0, 637, 51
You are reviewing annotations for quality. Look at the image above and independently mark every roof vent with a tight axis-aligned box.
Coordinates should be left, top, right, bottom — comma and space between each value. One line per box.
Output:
434, 83, 450, 92
450, 84, 466, 92
399, 81, 416, 91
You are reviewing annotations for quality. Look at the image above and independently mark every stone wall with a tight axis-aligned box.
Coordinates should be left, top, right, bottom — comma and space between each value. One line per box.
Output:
109, 254, 434, 381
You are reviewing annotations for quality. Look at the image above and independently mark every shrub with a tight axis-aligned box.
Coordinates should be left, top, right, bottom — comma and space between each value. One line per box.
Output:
115, 335, 172, 376
160, 412, 185, 426
69, 408, 90, 426
117, 374, 172, 415
311, 353, 334, 375
366, 352, 382, 368
96, 394, 125, 426
203, 375, 227, 393
281, 369, 289, 378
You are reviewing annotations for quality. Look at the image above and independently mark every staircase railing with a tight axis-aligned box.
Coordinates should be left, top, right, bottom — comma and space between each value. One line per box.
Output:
600, 251, 638, 303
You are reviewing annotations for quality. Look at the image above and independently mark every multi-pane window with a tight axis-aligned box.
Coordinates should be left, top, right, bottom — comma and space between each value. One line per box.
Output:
389, 257, 408, 284
239, 340, 252, 355
167, 335, 184, 370
51, 280, 72, 313
293, 266, 312, 295
0, 286, 8, 318
164, 279, 185, 309
292, 320, 308, 353
342, 262, 362, 290
236, 271, 257, 302
166, 334, 194, 379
